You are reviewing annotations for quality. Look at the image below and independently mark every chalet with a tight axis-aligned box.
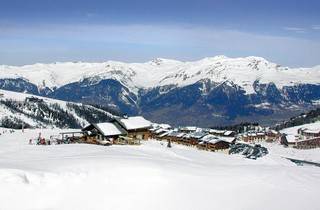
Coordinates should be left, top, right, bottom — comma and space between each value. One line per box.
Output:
82, 122, 127, 144
265, 130, 281, 142
179, 126, 197, 133
209, 129, 236, 137
298, 128, 320, 139
158, 131, 172, 139
165, 131, 186, 144
114, 116, 152, 140
197, 134, 236, 151
150, 128, 169, 138
240, 132, 266, 142
183, 131, 207, 146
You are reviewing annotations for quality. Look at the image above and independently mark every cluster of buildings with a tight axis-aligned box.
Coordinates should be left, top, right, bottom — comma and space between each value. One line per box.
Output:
281, 128, 320, 149
150, 126, 237, 152
62, 115, 320, 151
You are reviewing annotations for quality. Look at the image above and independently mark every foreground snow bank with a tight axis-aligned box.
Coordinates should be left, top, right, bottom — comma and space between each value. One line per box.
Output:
0, 129, 319, 210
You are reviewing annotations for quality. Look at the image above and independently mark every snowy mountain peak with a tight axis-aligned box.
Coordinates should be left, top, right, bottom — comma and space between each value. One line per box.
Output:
0, 56, 319, 95
147, 58, 182, 66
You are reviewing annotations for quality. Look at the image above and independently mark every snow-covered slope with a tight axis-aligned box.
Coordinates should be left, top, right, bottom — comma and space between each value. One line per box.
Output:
0, 128, 319, 210
0, 56, 319, 94
0, 89, 115, 128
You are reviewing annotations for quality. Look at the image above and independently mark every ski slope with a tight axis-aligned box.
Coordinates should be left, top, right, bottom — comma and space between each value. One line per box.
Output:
0, 128, 319, 210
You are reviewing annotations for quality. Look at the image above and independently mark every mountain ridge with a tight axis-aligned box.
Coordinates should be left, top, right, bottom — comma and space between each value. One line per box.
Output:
0, 56, 319, 127
0, 56, 319, 94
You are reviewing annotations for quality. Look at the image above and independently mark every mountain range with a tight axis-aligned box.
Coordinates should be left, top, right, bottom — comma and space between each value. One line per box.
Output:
0, 56, 319, 127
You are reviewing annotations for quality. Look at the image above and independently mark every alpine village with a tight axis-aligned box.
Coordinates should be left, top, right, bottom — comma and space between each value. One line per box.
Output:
29, 110, 320, 160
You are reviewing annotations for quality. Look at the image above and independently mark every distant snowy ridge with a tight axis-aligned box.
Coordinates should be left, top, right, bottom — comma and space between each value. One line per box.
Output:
0, 56, 320, 126
0, 56, 319, 94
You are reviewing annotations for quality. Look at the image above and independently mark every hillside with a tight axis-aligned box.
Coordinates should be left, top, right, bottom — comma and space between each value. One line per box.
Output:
274, 108, 320, 130
0, 90, 118, 129
0, 56, 319, 126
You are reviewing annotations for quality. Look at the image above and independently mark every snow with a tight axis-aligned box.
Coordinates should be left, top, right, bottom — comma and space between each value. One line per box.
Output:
0, 89, 110, 127
223, 130, 234, 136
0, 128, 319, 210
200, 134, 235, 144
118, 116, 151, 130
1, 56, 319, 95
95, 122, 125, 136
281, 121, 320, 143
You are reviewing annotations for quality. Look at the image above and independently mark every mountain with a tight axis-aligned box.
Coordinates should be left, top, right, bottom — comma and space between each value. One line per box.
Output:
0, 56, 319, 126
0, 90, 119, 129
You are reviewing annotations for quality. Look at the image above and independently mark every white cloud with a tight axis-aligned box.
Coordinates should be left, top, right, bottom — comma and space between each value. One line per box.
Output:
312, 25, 320, 30
283, 27, 306, 33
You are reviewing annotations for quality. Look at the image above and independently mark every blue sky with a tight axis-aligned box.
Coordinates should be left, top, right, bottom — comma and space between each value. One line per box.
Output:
0, 0, 320, 67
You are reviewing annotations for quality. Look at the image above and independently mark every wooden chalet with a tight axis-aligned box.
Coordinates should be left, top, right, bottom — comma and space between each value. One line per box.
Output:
182, 131, 207, 146
197, 134, 236, 151
209, 129, 236, 137
114, 116, 152, 140
164, 131, 186, 144
179, 126, 197, 133
82, 122, 127, 145
240, 132, 266, 142
150, 128, 170, 139
298, 128, 320, 138
265, 130, 281, 142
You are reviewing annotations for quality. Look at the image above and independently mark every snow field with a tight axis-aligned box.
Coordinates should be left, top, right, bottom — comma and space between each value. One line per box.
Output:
0, 128, 319, 210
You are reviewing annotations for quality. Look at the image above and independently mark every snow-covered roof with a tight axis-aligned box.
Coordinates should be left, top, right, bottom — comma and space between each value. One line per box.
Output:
270, 130, 279, 134
217, 136, 236, 143
180, 126, 197, 131
201, 134, 219, 143
159, 131, 171, 138
224, 131, 234, 136
200, 134, 235, 144
176, 133, 186, 138
118, 116, 151, 130
95, 122, 126, 136
154, 128, 168, 134
209, 129, 226, 134
158, 124, 171, 129
302, 129, 320, 134
189, 131, 207, 139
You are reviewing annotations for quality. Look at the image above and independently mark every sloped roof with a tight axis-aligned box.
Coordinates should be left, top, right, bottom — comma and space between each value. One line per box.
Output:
302, 129, 320, 134
95, 122, 127, 136
200, 134, 235, 144
224, 131, 234, 136
189, 131, 207, 139
117, 116, 151, 130
180, 126, 197, 131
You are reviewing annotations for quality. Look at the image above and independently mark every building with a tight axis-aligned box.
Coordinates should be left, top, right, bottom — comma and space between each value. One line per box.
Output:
209, 129, 236, 137
240, 132, 266, 142
298, 128, 320, 139
82, 122, 127, 144
265, 130, 281, 142
197, 134, 236, 151
114, 116, 152, 140
179, 126, 197, 133
281, 128, 320, 149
